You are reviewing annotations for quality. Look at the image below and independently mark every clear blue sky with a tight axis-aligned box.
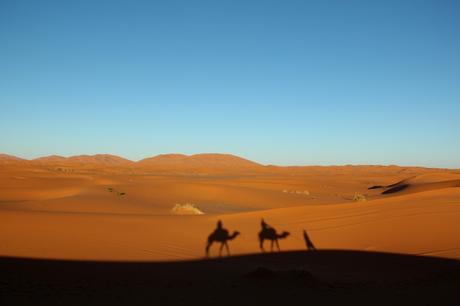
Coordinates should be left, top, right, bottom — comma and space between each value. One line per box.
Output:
1, 0, 459, 168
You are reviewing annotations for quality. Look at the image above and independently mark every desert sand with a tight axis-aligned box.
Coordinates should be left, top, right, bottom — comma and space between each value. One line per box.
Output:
1, 153, 460, 261
1, 153, 460, 305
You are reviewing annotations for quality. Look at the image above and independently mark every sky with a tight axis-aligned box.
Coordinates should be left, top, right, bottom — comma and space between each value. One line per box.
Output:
1, 0, 459, 168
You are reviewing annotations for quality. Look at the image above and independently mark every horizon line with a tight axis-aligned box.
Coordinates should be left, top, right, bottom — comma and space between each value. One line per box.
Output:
1, 152, 458, 170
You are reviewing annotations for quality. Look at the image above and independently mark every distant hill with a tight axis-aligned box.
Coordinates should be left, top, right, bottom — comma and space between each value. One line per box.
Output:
33, 155, 67, 163
32, 154, 134, 166
3, 153, 263, 171
66, 154, 134, 165
2, 152, 457, 174
137, 153, 263, 173
0, 154, 27, 164
138, 153, 188, 165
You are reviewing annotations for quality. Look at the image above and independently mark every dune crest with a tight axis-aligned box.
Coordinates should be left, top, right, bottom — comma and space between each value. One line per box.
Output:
0, 153, 27, 164
137, 153, 262, 173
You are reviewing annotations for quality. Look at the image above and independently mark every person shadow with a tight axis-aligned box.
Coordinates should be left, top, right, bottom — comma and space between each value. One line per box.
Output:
303, 229, 316, 251
205, 220, 240, 257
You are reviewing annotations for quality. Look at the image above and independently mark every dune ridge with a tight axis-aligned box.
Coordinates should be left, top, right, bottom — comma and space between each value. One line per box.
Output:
370, 173, 460, 196
0, 153, 27, 164
2, 152, 457, 171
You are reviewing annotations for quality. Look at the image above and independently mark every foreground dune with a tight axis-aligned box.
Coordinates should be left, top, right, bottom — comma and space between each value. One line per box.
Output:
1, 188, 459, 260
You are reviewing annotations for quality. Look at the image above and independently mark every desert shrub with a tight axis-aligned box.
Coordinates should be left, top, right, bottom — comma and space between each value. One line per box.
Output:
353, 192, 367, 202
171, 203, 204, 215
283, 189, 310, 196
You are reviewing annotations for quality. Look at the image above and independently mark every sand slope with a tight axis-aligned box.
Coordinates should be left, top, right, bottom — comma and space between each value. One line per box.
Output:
1, 187, 459, 260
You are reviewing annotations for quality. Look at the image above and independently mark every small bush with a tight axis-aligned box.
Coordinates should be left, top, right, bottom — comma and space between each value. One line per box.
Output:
171, 203, 204, 215
282, 189, 310, 196
353, 192, 367, 202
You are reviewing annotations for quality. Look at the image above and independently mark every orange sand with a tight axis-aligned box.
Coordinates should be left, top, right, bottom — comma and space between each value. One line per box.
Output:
1, 153, 459, 261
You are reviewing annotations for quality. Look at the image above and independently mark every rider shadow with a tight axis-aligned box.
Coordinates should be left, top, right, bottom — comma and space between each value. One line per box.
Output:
205, 220, 240, 257
258, 219, 290, 252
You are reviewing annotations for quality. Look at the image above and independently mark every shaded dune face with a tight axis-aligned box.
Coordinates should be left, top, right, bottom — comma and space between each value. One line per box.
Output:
370, 173, 460, 195
0, 153, 459, 261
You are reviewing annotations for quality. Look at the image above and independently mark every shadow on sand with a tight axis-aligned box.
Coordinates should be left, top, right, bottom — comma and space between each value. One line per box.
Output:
1, 250, 460, 306
205, 220, 240, 257
258, 219, 290, 252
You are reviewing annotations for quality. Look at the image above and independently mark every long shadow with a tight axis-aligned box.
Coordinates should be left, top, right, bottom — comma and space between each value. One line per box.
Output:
303, 230, 316, 251
258, 218, 290, 252
205, 220, 240, 257
382, 183, 409, 194
1, 250, 460, 306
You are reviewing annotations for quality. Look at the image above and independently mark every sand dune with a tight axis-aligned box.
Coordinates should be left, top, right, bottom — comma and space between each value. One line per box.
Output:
1, 153, 459, 263
2, 188, 459, 260
0, 153, 27, 164
371, 172, 460, 196
137, 153, 263, 173
33, 154, 68, 163
33, 154, 134, 167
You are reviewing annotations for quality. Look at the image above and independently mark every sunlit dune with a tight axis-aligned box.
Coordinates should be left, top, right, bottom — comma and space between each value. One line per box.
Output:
137, 153, 263, 173
32, 154, 135, 167
1, 153, 459, 263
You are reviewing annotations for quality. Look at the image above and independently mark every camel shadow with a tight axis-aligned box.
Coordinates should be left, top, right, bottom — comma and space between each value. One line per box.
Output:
258, 219, 290, 252
205, 220, 240, 257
